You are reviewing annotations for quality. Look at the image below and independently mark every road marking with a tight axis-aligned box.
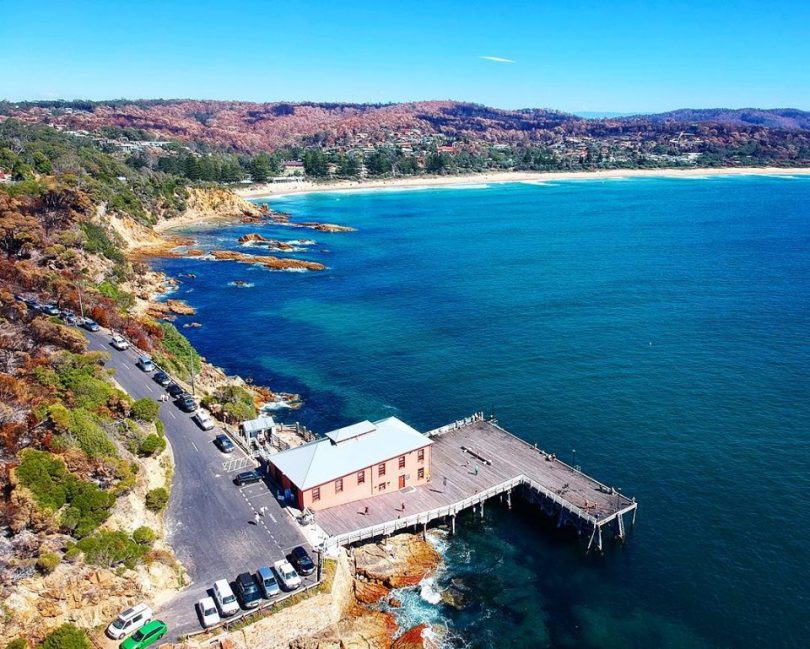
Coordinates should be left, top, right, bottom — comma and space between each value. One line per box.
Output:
168, 411, 177, 420
268, 514, 277, 523
191, 441, 198, 452
145, 384, 153, 393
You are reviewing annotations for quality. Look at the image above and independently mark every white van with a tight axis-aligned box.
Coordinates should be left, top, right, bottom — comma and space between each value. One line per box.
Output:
106, 603, 153, 639
193, 409, 215, 431
213, 579, 240, 616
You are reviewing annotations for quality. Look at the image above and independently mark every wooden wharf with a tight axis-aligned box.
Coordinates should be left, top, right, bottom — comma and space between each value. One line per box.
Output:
315, 413, 637, 553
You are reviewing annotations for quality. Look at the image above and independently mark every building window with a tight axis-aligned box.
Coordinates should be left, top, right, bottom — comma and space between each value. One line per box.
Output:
378, 463, 386, 477
398, 455, 406, 469
418, 448, 425, 462
335, 478, 343, 493
357, 470, 365, 484
418, 468, 424, 480
312, 487, 320, 502
380, 482, 387, 491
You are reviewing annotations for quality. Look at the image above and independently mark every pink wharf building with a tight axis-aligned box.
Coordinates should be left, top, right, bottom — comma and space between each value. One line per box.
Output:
266, 417, 433, 511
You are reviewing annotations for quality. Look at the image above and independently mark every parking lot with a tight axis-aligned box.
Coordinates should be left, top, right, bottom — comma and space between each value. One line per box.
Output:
82, 328, 316, 637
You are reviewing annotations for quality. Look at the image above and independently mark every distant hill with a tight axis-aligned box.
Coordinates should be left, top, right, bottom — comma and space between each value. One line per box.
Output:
2, 100, 809, 166
0, 99, 579, 152
628, 108, 810, 130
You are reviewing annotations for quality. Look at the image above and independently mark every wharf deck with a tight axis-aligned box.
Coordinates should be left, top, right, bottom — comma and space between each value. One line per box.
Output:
315, 416, 636, 552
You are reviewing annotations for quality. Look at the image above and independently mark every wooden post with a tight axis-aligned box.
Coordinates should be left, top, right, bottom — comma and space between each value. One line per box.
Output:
597, 524, 603, 553
422, 522, 427, 540
631, 506, 637, 528
480, 500, 485, 518
506, 489, 512, 510
450, 514, 456, 535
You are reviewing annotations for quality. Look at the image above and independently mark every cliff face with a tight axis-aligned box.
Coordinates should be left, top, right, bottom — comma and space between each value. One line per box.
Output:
155, 186, 261, 232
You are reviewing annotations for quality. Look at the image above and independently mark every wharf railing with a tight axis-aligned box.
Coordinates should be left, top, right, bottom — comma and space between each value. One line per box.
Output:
326, 475, 524, 549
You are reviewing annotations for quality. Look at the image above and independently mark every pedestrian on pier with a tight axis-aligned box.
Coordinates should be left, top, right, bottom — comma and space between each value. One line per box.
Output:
259, 506, 267, 517
254, 512, 260, 525
364, 505, 369, 515
443, 476, 448, 490
401, 501, 406, 511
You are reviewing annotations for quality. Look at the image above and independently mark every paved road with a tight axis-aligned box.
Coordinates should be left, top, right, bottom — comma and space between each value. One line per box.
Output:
83, 329, 314, 637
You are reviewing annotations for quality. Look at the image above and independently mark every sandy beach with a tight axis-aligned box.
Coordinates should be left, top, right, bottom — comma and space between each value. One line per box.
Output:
236, 167, 810, 199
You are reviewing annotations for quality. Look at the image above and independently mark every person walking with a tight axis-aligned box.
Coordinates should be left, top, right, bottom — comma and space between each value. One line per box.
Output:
254, 512, 260, 525
443, 476, 448, 489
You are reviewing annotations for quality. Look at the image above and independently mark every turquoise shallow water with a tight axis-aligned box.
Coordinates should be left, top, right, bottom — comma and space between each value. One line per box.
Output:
156, 176, 810, 648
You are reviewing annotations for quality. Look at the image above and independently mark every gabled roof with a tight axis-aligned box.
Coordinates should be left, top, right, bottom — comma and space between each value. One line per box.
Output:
269, 416, 432, 490
242, 415, 275, 434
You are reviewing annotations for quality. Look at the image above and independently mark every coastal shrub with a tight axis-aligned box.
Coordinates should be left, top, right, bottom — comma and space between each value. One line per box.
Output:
153, 322, 201, 380
15, 450, 116, 537
75, 530, 146, 569
154, 418, 165, 436
130, 398, 159, 422
145, 487, 169, 512
97, 280, 135, 309
216, 384, 257, 423
137, 433, 166, 457
35, 552, 60, 574
68, 408, 117, 458
15, 450, 71, 511
79, 222, 125, 263
132, 526, 156, 545
5, 638, 26, 649
39, 624, 91, 649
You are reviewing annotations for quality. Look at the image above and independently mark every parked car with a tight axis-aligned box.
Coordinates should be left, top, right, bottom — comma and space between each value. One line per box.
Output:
273, 559, 301, 591
176, 394, 197, 413
120, 619, 167, 649
235, 572, 262, 609
106, 603, 153, 640
212, 579, 240, 616
196, 596, 220, 628
289, 546, 316, 576
234, 470, 261, 486
111, 334, 129, 350
153, 371, 171, 387
166, 383, 185, 398
214, 434, 235, 453
61, 310, 79, 325
136, 355, 155, 372
41, 304, 60, 316
193, 409, 215, 431
82, 318, 100, 332
257, 566, 280, 598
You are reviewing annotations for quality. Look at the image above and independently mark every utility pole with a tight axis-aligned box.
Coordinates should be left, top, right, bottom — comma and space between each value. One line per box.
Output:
188, 348, 196, 396
77, 284, 85, 319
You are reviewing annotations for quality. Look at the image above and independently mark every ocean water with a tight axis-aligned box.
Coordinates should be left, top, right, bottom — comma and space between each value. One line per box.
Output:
155, 176, 810, 648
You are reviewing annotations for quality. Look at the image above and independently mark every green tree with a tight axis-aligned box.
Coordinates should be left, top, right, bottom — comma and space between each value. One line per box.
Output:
138, 433, 166, 457
130, 398, 159, 422
39, 624, 91, 649
302, 149, 328, 176
145, 487, 169, 512
249, 153, 272, 183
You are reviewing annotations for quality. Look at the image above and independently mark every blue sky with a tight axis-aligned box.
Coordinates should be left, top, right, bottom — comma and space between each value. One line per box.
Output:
1, 0, 808, 112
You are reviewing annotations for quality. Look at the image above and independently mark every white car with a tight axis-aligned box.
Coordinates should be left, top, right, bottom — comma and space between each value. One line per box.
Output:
273, 560, 301, 591
193, 409, 215, 431
213, 579, 239, 616
197, 596, 220, 628
105, 603, 153, 639
111, 334, 129, 351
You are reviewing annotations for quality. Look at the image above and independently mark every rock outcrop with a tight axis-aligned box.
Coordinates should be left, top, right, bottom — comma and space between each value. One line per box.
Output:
298, 222, 356, 232
353, 533, 441, 590
209, 250, 326, 271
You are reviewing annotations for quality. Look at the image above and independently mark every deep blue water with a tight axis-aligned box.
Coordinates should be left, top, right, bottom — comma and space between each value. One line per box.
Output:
155, 175, 810, 648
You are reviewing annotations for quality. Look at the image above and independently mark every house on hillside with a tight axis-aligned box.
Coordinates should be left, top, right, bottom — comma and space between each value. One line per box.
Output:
267, 417, 432, 511
282, 160, 305, 177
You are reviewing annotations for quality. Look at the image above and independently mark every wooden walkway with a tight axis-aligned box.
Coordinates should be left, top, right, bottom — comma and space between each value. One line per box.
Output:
315, 415, 637, 553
